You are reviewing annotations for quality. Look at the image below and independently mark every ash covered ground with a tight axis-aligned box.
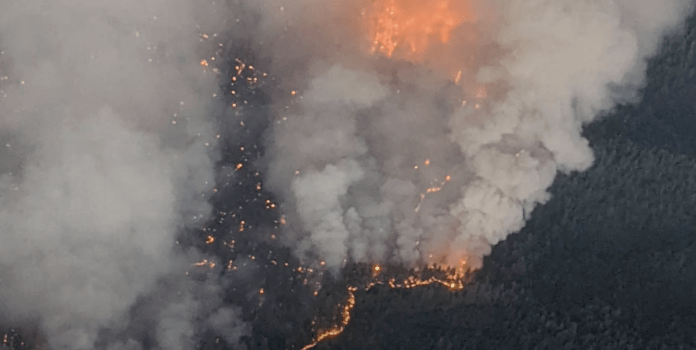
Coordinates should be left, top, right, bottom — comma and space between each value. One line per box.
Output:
3, 4, 696, 350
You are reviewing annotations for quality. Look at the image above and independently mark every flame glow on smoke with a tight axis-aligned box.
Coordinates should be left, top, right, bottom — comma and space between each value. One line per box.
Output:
254, 0, 693, 273
365, 0, 476, 59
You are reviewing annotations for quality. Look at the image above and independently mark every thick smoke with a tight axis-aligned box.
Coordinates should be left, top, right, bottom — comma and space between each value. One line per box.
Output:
0, 0, 247, 349
242, 0, 694, 271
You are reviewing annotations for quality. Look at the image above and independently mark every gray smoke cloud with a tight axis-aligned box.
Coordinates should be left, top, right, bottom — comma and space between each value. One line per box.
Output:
242, 0, 695, 272
0, 0, 247, 349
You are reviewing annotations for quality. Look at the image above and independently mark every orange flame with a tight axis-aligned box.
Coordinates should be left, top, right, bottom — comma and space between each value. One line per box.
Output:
364, 0, 475, 60
300, 265, 468, 349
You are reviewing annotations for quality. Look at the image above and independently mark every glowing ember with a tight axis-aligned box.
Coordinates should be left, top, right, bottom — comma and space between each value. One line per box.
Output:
372, 264, 382, 277
364, 0, 475, 59
475, 86, 487, 98
193, 259, 216, 269
415, 174, 451, 212
454, 70, 463, 84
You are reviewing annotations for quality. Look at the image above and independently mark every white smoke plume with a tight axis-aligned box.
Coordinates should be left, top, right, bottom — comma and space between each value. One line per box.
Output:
0, 0, 247, 349
243, 0, 694, 271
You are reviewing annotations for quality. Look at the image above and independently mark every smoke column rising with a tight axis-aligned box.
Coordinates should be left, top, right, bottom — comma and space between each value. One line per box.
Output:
241, 0, 694, 271
0, 0, 247, 349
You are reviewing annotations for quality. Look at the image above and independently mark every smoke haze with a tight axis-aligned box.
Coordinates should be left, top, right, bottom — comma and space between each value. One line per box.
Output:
0, 0, 247, 349
0, 0, 694, 348
241, 0, 695, 270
